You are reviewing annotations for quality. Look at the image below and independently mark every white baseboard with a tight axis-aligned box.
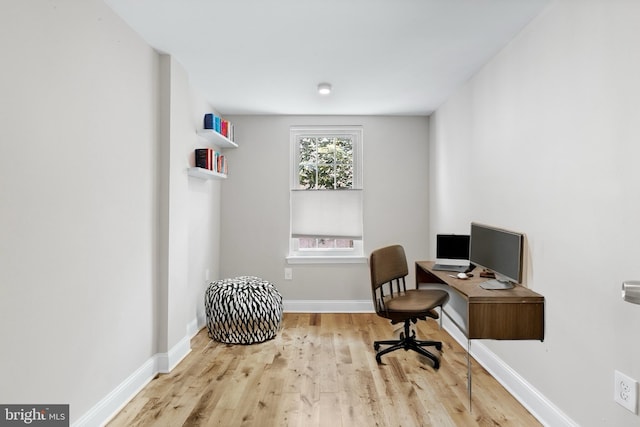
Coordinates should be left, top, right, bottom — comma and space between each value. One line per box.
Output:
72, 357, 157, 427
441, 315, 577, 427
157, 335, 191, 374
283, 299, 374, 313
197, 312, 207, 332
73, 327, 193, 427
187, 317, 200, 339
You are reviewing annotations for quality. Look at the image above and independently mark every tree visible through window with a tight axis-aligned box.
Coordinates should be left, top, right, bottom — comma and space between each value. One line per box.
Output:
290, 126, 363, 256
297, 135, 354, 249
298, 136, 353, 190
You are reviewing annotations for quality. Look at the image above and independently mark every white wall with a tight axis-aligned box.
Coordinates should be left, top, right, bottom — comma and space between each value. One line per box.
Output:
159, 53, 221, 356
158, 55, 193, 352
0, 1, 223, 424
429, 1, 640, 425
0, 0, 159, 421
220, 116, 430, 305
187, 95, 223, 331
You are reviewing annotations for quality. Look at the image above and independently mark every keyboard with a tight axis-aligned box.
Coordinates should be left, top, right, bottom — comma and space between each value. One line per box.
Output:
480, 279, 515, 290
432, 264, 468, 273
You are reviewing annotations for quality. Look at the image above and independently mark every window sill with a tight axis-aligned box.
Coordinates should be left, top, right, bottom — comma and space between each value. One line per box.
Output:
286, 255, 367, 265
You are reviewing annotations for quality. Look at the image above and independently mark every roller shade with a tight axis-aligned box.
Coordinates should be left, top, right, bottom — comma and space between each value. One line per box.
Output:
290, 189, 363, 239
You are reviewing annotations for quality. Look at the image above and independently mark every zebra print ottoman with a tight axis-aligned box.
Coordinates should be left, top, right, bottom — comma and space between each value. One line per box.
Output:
205, 276, 283, 344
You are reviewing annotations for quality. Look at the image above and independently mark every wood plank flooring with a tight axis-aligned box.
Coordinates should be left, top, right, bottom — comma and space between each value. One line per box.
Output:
108, 313, 541, 427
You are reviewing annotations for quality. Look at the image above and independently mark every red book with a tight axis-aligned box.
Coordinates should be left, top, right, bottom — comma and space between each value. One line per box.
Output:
221, 120, 228, 137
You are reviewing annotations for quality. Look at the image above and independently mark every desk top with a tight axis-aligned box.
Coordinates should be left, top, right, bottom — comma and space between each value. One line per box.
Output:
416, 261, 544, 303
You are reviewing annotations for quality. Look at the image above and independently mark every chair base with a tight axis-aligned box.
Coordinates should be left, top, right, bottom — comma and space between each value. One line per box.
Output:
374, 319, 443, 369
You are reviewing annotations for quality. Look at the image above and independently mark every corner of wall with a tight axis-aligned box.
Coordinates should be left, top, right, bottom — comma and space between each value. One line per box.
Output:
73, 328, 193, 427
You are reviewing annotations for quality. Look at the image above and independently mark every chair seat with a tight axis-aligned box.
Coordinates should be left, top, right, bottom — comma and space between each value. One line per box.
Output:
383, 289, 449, 315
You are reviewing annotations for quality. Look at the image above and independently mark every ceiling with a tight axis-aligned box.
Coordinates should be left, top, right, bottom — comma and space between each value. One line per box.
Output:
104, 0, 550, 116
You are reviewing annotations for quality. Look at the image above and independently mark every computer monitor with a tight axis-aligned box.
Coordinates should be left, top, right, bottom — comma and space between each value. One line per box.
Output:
469, 222, 523, 287
436, 234, 470, 263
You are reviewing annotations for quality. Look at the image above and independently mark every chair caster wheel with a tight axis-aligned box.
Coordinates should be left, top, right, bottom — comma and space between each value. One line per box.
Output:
436, 343, 443, 351
374, 343, 381, 351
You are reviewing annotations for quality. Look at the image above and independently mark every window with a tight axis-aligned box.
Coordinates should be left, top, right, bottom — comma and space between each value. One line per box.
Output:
288, 126, 364, 263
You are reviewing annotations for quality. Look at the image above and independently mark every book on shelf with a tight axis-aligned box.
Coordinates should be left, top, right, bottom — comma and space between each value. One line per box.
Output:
204, 113, 214, 130
194, 148, 227, 175
203, 113, 234, 142
195, 148, 211, 170
217, 153, 227, 175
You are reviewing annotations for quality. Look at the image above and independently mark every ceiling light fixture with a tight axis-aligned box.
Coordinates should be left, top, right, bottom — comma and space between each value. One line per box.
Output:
317, 82, 332, 95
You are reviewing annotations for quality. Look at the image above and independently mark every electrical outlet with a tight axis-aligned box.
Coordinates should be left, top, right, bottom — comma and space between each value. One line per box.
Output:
284, 268, 293, 280
614, 370, 638, 413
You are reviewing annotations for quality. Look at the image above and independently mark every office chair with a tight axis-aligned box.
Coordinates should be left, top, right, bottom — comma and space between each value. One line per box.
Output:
369, 245, 450, 368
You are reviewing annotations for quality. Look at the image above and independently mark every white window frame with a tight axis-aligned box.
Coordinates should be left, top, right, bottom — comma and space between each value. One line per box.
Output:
287, 126, 365, 264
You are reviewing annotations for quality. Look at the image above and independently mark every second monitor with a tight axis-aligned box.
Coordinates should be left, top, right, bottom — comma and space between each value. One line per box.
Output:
470, 222, 524, 289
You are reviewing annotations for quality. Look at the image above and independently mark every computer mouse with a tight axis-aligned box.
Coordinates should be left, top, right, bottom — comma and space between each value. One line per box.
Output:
457, 272, 469, 279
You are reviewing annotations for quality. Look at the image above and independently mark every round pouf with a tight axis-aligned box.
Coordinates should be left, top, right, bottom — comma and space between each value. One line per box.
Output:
205, 276, 283, 344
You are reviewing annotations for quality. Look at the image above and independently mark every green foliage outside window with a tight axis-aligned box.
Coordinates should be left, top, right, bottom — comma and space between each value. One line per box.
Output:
296, 135, 355, 249
298, 136, 353, 189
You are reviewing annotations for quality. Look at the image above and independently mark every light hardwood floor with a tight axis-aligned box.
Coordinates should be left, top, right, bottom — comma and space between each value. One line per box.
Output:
108, 313, 541, 427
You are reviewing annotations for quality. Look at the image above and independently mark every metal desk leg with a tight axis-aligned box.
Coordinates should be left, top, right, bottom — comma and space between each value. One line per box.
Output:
468, 339, 472, 412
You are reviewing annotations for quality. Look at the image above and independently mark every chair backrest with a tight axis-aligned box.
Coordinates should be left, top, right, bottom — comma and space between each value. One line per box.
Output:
370, 245, 408, 286
369, 245, 409, 313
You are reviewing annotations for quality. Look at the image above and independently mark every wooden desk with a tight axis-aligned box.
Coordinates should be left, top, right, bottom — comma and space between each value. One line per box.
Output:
416, 261, 545, 341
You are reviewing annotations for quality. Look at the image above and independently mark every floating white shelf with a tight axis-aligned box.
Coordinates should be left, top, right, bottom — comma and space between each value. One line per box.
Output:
187, 167, 227, 180
197, 129, 238, 149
